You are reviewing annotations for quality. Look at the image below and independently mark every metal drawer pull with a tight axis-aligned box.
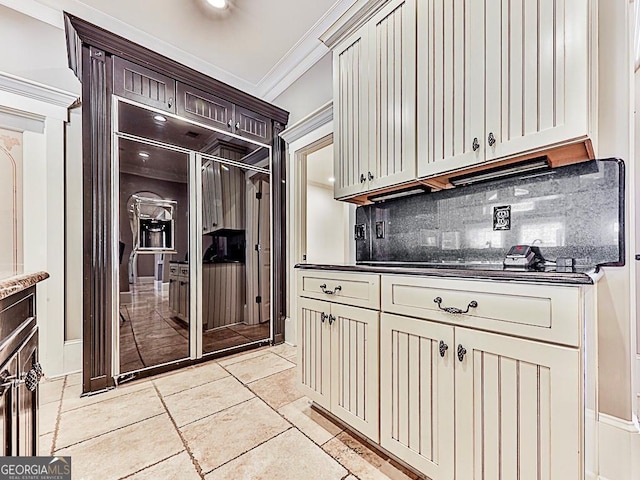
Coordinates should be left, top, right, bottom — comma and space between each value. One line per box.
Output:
328, 314, 336, 326
472, 137, 480, 151
439, 340, 448, 357
433, 297, 478, 314
319, 284, 342, 295
368, 171, 374, 181
360, 173, 366, 183
457, 344, 467, 362
488, 132, 496, 146
320, 312, 328, 323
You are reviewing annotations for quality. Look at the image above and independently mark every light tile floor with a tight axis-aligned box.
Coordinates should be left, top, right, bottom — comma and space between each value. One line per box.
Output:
40, 344, 421, 480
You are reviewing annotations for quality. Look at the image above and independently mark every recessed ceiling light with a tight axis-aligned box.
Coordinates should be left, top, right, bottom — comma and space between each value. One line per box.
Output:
328, 177, 335, 183
206, 0, 227, 8
138, 152, 150, 158
153, 115, 167, 122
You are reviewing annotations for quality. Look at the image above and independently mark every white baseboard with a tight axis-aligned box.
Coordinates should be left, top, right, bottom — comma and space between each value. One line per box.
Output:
598, 414, 640, 480
284, 316, 296, 345
62, 339, 82, 374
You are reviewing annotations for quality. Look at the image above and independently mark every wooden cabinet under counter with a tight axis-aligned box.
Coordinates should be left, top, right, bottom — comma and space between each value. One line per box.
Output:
295, 266, 597, 480
0, 272, 48, 456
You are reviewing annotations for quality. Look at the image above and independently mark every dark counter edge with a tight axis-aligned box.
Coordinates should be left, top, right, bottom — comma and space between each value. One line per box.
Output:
0, 272, 50, 301
295, 264, 595, 285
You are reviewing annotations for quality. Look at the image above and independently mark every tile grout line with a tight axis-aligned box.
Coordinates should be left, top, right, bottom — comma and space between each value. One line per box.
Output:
219, 357, 354, 478
58, 382, 154, 414
153, 369, 232, 399
176, 396, 256, 429
54, 412, 166, 452
49, 375, 67, 455
118, 450, 184, 480
204, 427, 295, 476
152, 383, 206, 480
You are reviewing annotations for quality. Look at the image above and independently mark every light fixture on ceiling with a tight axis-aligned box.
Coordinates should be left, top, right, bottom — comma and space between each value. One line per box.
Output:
153, 115, 167, 122
206, 0, 228, 9
138, 152, 150, 158
328, 177, 335, 183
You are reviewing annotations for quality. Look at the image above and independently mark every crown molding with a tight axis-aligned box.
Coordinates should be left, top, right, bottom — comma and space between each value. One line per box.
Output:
0, 71, 78, 109
279, 101, 333, 144
319, 0, 387, 49
256, 0, 357, 102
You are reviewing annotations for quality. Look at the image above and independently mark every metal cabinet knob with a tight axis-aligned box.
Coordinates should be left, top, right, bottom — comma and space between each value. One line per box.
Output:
235, 122, 240, 130
457, 344, 467, 362
167, 97, 173, 109
360, 173, 366, 184
227, 119, 233, 129
439, 340, 449, 357
320, 312, 328, 323
472, 137, 480, 151
368, 171, 374, 181
328, 314, 336, 326
488, 132, 496, 147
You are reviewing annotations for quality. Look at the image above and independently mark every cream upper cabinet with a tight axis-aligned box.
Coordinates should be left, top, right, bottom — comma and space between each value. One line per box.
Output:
419, 0, 593, 177
334, 0, 417, 199
380, 313, 455, 480
297, 296, 380, 442
455, 327, 581, 480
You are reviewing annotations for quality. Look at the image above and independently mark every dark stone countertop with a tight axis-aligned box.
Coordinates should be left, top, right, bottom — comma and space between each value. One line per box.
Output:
295, 263, 597, 285
0, 272, 50, 300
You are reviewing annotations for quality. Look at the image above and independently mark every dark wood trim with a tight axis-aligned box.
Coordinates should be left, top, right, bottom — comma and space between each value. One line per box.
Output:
272, 121, 286, 344
81, 45, 114, 394
64, 13, 289, 125
66, 12, 289, 391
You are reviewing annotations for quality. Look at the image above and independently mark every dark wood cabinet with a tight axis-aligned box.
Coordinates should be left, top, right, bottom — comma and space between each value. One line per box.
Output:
113, 56, 176, 113
0, 286, 41, 456
176, 82, 233, 132
177, 82, 272, 144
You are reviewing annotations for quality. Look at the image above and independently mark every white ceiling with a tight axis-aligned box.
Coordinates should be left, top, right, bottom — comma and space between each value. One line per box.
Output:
6, 0, 356, 100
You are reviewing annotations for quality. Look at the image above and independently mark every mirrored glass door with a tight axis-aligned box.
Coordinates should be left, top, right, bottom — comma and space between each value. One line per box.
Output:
113, 99, 273, 375
116, 135, 192, 373
199, 150, 271, 355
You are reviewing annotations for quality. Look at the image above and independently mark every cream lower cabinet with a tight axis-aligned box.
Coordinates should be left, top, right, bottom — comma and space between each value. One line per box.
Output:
381, 312, 581, 480
380, 313, 455, 480
455, 327, 580, 480
298, 297, 380, 442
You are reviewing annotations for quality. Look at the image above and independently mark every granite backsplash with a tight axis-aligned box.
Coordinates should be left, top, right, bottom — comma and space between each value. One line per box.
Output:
355, 159, 624, 268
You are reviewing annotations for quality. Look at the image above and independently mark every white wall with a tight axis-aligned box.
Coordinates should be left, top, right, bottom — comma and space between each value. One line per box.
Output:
0, 5, 79, 94
273, 52, 333, 126
306, 183, 348, 264
0, 6, 80, 375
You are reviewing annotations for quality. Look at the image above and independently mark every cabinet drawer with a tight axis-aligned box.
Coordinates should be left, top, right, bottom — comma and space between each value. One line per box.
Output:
382, 275, 581, 346
169, 264, 179, 276
179, 266, 190, 278
176, 82, 233, 132
113, 57, 176, 113
297, 271, 380, 309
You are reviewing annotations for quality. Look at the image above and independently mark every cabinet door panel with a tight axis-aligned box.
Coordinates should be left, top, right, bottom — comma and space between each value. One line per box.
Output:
485, 0, 589, 160
113, 57, 176, 113
177, 83, 233, 133
418, 0, 485, 177
380, 313, 454, 479
330, 303, 379, 442
455, 327, 580, 480
370, 0, 416, 190
333, 28, 369, 199
233, 106, 272, 144
297, 298, 332, 409
17, 329, 37, 456
0, 355, 17, 456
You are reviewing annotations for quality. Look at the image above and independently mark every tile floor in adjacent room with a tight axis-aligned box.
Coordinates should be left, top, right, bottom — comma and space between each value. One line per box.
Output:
39, 344, 420, 480
119, 280, 270, 372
